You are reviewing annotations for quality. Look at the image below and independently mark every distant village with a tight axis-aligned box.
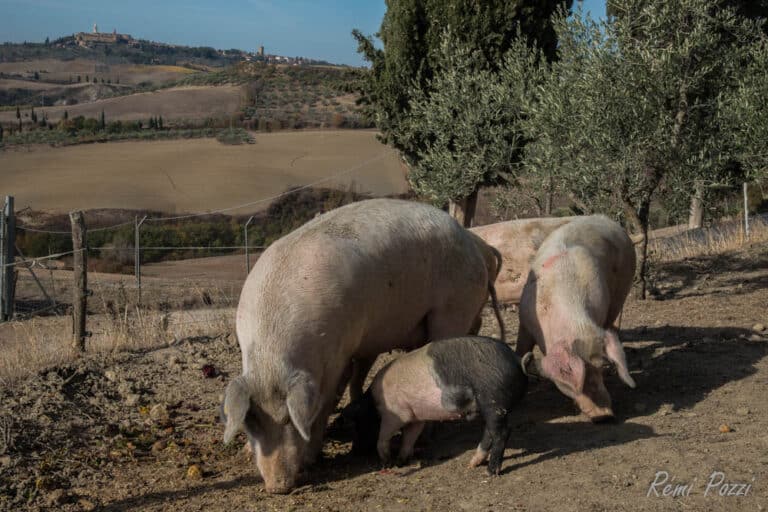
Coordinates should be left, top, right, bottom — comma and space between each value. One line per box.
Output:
58, 24, 331, 67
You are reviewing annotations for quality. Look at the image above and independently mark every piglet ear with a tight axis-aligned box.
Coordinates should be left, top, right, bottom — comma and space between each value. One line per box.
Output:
286, 371, 319, 442
604, 329, 636, 389
540, 344, 586, 393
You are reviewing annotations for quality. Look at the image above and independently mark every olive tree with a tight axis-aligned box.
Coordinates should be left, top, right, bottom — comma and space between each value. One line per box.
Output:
354, 0, 572, 226
515, 0, 763, 298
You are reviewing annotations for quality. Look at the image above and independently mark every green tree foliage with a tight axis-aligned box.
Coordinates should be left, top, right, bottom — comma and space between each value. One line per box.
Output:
403, 37, 535, 214
720, 37, 768, 178
515, 0, 765, 297
354, 0, 572, 225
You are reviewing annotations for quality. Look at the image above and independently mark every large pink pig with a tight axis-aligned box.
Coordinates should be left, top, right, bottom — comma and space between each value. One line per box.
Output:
471, 217, 575, 304
516, 215, 636, 421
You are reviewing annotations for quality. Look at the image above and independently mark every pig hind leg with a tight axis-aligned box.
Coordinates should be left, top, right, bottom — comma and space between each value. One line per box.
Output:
478, 403, 514, 476
397, 421, 425, 464
377, 412, 404, 464
426, 304, 477, 341
468, 427, 492, 468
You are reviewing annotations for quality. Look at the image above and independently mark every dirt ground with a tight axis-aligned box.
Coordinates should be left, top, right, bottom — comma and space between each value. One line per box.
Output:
1, 244, 766, 511
2, 131, 408, 213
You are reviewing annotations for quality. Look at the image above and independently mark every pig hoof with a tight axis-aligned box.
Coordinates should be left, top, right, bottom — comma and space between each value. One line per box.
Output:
486, 465, 501, 477
468, 455, 485, 468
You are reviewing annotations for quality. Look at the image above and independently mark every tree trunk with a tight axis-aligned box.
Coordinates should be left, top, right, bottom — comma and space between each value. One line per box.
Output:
544, 174, 553, 216
688, 180, 704, 229
623, 198, 650, 300
448, 189, 479, 228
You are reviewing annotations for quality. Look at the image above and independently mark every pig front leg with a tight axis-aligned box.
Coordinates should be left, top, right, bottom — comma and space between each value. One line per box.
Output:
376, 412, 404, 464
397, 421, 425, 464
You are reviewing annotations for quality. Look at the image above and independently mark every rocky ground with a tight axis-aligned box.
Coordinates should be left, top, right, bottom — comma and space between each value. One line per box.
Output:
1, 245, 767, 511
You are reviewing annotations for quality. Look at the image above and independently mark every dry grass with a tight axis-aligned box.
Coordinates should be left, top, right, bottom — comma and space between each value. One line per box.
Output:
0, 59, 198, 85
0, 277, 236, 386
649, 215, 768, 262
1, 131, 408, 213
0, 85, 241, 124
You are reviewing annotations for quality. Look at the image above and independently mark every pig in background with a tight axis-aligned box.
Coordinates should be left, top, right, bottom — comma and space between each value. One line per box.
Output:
471, 217, 575, 304
346, 336, 529, 476
221, 198, 505, 493
516, 215, 637, 422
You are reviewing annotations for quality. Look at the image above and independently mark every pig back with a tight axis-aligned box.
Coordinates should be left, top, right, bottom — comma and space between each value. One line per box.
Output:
471, 217, 575, 303
237, 199, 492, 376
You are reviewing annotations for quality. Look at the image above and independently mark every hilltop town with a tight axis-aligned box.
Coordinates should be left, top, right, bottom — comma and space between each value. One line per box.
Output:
4, 24, 339, 67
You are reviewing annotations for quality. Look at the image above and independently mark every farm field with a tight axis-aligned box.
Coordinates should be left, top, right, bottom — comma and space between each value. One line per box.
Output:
0, 244, 766, 510
0, 59, 198, 85
0, 85, 241, 124
1, 130, 409, 213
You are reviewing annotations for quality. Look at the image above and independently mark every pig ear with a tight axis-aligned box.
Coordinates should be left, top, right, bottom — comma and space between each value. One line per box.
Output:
604, 329, 636, 389
540, 345, 586, 393
222, 376, 251, 444
286, 371, 319, 442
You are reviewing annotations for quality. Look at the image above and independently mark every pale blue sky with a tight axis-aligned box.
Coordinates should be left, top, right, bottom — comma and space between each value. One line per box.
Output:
0, 0, 606, 66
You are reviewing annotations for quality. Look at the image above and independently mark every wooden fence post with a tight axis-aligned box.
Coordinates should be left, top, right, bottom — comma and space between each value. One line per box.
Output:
70, 211, 87, 352
244, 215, 254, 278
1, 196, 15, 322
135, 215, 147, 304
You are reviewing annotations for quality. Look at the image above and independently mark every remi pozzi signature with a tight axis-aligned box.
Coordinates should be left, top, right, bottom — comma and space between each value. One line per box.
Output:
647, 471, 754, 498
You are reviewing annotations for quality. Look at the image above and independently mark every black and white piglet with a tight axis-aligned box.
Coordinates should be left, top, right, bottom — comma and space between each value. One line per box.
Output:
347, 336, 529, 475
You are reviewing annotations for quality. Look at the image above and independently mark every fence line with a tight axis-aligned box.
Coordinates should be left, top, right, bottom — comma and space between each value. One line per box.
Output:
1, 248, 84, 269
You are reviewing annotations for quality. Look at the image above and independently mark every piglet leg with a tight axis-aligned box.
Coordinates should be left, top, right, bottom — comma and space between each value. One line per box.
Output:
397, 421, 425, 464
468, 426, 492, 468
377, 413, 404, 464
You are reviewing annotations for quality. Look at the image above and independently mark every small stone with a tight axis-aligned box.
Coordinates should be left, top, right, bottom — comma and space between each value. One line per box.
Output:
749, 334, 764, 342
78, 498, 97, 511
753, 323, 766, 333
719, 424, 732, 433
736, 407, 750, 416
124, 394, 141, 407
104, 370, 117, 382
0, 455, 10, 467
168, 355, 179, 365
151, 440, 168, 453
187, 464, 203, 480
